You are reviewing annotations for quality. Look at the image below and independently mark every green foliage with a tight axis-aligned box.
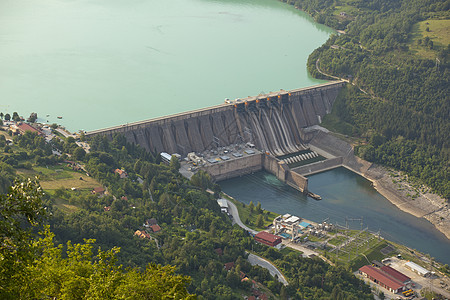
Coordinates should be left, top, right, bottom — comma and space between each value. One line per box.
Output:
300, 0, 449, 199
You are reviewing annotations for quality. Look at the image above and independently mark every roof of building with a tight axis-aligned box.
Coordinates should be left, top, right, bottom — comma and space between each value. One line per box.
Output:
359, 265, 404, 291
224, 262, 235, 271
405, 261, 430, 275
299, 221, 311, 228
92, 187, 105, 193
255, 231, 281, 243
282, 213, 291, 219
215, 248, 223, 256
18, 123, 40, 134
150, 224, 161, 232
115, 168, 126, 175
285, 216, 300, 223
161, 152, 172, 160
217, 199, 228, 208
146, 218, 158, 225
380, 265, 410, 283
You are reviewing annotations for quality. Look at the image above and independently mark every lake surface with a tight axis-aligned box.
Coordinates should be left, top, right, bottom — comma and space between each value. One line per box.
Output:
220, 167, 450, 264
0, 0, 333, 132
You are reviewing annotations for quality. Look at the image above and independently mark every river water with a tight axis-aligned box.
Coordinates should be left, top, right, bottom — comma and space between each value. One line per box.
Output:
220, 168, 450, 265
0, 0, 332, 132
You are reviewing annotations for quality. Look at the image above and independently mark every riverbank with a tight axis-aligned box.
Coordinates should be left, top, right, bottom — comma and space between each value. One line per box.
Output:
364, 165, 450, 240
308, 129, 450, 241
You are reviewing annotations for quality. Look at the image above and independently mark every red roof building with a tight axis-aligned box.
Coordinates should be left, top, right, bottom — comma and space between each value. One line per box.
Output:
150, 224, 161, 233
224, 262, 235, 271
380, 265, 411, 284
17, 123, 42, 136
359, 265, 405, 293
114, 169, 128, 179
254, 231, 282, 247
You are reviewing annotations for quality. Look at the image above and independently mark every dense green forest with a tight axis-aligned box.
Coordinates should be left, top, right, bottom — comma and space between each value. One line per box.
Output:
281, 0, 449, 199
0, 129, 375, 299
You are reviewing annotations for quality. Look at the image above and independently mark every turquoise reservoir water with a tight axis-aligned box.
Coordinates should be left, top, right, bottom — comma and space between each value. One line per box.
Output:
220, 168, 450, 265
0, 0, 333, 132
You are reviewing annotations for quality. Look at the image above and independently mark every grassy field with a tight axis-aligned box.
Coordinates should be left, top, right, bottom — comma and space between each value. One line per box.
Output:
409, 19, 450, 59
18, 164, 101, 191
223, 194, 278, 231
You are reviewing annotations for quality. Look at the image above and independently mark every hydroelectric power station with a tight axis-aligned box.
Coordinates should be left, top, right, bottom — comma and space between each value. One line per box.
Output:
86, 81, 371, 194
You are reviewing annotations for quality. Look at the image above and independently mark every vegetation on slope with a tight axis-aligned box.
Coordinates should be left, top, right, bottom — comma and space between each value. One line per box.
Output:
282, 0, 449, 199
0, 126, 376, 299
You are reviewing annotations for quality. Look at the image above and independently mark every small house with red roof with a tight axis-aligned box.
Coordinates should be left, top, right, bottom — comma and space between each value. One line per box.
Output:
114, 168, 128, 179
149, 224, 161, 233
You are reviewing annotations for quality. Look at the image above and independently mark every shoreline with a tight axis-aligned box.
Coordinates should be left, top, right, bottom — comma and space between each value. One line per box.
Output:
357, 164, 450, 240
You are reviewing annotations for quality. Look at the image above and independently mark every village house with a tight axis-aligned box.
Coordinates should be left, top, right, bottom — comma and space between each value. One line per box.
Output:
92, 187, 105, 196
114, 168, 128, 179
16, 123, 43, 136
134, 230, 150, 239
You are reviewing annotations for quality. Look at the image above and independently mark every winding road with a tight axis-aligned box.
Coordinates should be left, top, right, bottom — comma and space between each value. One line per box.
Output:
247, 252, 289, 286
220, 199, 288, 285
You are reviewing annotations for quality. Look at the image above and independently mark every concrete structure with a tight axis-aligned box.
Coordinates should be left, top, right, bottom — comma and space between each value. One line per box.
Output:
273, 214, 305, 241
405, 261, 431, 277
359, 265, 406, 293
217, 199, 228, 213
86, 81, 345, 157
254, 231, 282, 247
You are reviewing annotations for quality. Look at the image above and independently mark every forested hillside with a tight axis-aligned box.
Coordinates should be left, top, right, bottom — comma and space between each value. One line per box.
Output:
282, 0, 449, 198
0, 129, 374, 299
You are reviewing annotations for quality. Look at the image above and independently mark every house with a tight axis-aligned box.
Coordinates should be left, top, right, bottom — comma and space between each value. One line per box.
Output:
149, 224, 161, 233
17, 123, 43, 136
146, 218, 158, 226
254, 231, 282, 247
121, 196, 128, 201
224, 262, 235, 271
92, 187, 105, 196
214, 248, 223, 256
134, 230, 150, 239
114, 168, 128, 179
103, 206, 111, 212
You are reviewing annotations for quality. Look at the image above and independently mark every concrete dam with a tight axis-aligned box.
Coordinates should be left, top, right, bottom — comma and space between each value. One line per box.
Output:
86, 81, 345, 157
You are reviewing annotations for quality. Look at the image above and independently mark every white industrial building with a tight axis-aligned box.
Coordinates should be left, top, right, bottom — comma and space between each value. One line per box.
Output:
404, 261, 431, 277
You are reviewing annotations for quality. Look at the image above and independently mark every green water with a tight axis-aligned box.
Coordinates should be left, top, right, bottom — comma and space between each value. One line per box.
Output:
220, 168, 450, 264
0, 0, 333, 132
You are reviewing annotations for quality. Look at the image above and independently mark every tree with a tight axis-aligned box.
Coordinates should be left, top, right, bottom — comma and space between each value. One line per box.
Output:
73, 147, 86, 161
256, 201, 262, 213
0, 112, 3, 119
4, 113, 10, 121
12, 112, 20, 122
256, 214, 264, 228
249, 201, 254, 213
170, 155, 180, 170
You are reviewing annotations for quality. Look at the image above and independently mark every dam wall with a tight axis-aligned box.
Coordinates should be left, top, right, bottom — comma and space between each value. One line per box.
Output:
86, 81, 345, 157
205, 153, 308, 193
202, 154, 264, 181
291, 156, 344, 176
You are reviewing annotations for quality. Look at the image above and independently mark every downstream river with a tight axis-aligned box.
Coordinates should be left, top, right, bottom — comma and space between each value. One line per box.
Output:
0, 0, 332, 132
220, 168, 450, 265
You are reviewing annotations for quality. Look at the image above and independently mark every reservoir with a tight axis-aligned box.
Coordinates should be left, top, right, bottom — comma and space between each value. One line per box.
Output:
220, 167, 450, 265
0, 0, 333, 132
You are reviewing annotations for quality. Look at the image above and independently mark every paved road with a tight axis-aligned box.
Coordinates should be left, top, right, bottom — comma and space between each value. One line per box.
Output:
247, 252, 288, 286
224, 199, 258, 235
